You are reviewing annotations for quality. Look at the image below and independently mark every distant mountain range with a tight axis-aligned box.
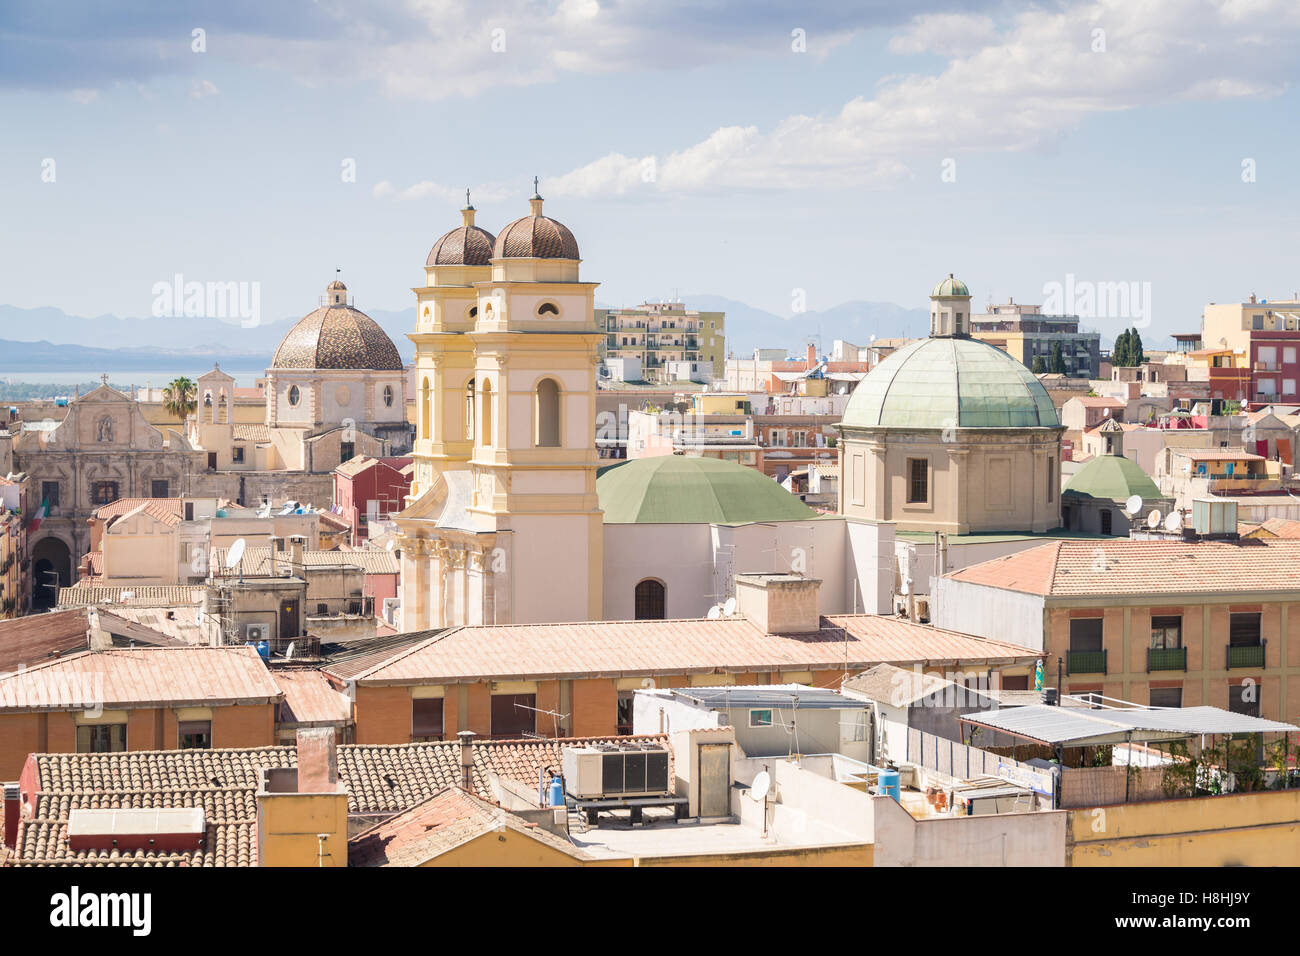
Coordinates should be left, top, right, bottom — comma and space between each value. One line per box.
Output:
0, 297, 1156, 373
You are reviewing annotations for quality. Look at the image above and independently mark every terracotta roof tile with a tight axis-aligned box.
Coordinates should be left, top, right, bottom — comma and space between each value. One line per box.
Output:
273, 670, 352, 725
0, 607, 90, 671
348, 787, 588, 866
330, 616, 1036, 685
947, 538, 1300, 597
58, 585, 207, 607
92, 498, 184, 521
0, 646, 282, 711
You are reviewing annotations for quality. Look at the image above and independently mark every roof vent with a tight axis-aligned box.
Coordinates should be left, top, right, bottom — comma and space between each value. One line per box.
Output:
67, 808, 205, 852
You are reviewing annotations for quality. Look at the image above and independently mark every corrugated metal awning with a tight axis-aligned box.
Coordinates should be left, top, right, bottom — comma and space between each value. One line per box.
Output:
960, 704, 1298, 747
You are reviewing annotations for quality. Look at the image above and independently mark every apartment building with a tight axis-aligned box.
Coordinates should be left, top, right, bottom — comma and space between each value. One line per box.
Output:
971, 300, 1101, 378
598, 300, 725, 381
1202, 292, 1300, 410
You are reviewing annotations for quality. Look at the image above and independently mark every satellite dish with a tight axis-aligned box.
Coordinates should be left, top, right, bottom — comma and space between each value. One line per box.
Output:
706, 605, 723, 620
1164, 511, 1183, 532
225, 538, 246, 569
1146, 509, 1162, 529
285, 641, 296, 660
723, 597, 738, 617
750, 771, 771, 803
385, 539, 395, 551
1124, 495, 1143, 516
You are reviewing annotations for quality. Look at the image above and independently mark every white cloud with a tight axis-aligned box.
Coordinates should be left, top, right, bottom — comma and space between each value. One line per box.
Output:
69, 88, 99, 104
189, 79, 220, 98
544, 0, 1300, 195
373, 179, 507, 204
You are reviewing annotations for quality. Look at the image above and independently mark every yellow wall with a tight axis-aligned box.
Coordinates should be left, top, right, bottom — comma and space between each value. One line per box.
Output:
1068, 790, 1300, 866
257, 790, 349, 867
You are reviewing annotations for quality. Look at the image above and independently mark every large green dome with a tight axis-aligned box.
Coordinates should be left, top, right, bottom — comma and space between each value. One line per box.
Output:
931, 274, 970, 296
597, 456, 819, 524
841, 336, 1060, 430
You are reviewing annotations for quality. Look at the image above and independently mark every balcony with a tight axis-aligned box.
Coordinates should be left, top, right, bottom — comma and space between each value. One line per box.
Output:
1147, 646, 1187, 672
1226, 642, 1265, 669
1066, 648, 1107, 675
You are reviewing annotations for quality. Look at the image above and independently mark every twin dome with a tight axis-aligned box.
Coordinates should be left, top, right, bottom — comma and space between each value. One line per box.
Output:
426, 193, 579, 267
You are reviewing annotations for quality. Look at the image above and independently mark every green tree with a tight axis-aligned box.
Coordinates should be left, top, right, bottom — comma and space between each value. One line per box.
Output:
1113, 329, 1129, 366
1128, 328, 1144, 366
1112, 328, 1145, 367
162, 377, 197, 420
1049, 342, 1065, 373
1032, 355, 1047, 374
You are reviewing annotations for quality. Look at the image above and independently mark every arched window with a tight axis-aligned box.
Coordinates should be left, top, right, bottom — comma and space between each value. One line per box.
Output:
420, 378, 431, 437
536, 378, 560, 447
288, 385, 300, 407
465, 381, 475, 441
468, 305, 478, 319
480, 380, 493, 447
537, 302, 559, 316
383, 384, 395, 408
634, 579, 666, 620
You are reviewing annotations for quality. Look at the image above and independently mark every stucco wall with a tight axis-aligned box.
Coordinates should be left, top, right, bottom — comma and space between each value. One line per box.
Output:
932, 576, 1046, 651
873, 793, 1065, 866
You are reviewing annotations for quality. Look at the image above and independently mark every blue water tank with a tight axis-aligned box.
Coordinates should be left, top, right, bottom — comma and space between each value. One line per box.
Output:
252, 640, 269, 661
879, 769, 901, 802
215, 508, 228, 518
548, 775, 564, 808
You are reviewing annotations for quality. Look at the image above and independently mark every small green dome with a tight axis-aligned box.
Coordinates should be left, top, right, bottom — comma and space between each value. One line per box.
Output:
841, 337, 1060, 430
597, 456, 819, 524
931, 274, 970, 297
1064, 454, 1160, 502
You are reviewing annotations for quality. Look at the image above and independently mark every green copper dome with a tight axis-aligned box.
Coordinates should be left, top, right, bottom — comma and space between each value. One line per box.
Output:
597, 456, 819, 524
841, 336, 1060, 430
931, 274, 970, 296
1064, 454, 1160, 502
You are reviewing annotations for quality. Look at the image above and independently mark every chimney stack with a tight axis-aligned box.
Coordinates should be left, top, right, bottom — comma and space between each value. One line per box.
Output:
734, 573, 822, 634
806, 343, 817, 366
458, 730, 476, 790
289, 535, 305, 575
296, 727, 338, 794
268, 537, 279, 577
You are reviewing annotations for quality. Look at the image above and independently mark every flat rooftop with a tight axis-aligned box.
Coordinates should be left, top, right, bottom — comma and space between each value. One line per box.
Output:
569, 807, 864, 859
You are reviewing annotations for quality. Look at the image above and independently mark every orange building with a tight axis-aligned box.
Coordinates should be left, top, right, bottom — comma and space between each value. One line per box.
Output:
0, 645, 281, 778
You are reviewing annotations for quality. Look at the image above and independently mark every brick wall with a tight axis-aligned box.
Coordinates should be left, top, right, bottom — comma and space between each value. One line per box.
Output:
211, 703, 275, 749
0, 714, 43, 780
354, 685, 412, 744
571, 679, 617, 737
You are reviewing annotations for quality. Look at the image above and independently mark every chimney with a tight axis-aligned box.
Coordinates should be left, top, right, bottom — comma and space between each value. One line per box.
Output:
296, 727, 338, 794
268, 537, 278, 576
458, 730, 476, 790
806, 343, 816, 367
734, 573, 822, 634
1250, 293, 1257, 304
289, 535, 305, 575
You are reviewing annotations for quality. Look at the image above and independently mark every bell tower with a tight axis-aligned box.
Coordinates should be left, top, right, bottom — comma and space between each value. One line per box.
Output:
929, 273, 973, 337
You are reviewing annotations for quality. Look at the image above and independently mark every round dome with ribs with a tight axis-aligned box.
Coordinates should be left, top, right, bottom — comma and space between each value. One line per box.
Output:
272, 286, 403, 371
493, 198, 580, 260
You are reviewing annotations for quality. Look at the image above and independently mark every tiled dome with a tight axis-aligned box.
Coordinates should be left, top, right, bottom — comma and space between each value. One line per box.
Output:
493, 195, 579, 260
427, 207, 496, 267
931, 274, 970, 297
271, 284, 403, 371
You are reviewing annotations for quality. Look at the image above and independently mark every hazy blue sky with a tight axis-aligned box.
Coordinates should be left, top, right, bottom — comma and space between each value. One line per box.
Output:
2, 0, 1299, 345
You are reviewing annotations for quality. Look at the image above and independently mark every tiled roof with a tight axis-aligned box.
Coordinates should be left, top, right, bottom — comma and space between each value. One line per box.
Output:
334, 455, 413, 479
427, 221, 496, 268
231, 423, 270, 442
58, 585, 206, 608
842, 662, 995, 707
945, 538, 1300, 597
80, 551, 104, 576
1172, 448, 1265, 461
1070, 396, 1126, 407
348, 787, 588, 866
321, 631, 438, 679
0, 646, 282, 711
0, 607, 91, 671
210, 546, 399, 575
1241, 517, 1300, 539
98, 605, 206, 644
14, 747, 295, 866
493, 207, 579, 260
271, 304, 403, 371
330, 615, 1037, 685
338, 734, 669, 814
11, 735, 667, 865
92, 498, 185, 522
274, 670, 352, 725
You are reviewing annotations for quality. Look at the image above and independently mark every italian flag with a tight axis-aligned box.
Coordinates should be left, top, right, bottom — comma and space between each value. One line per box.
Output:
28, 497, 48, 533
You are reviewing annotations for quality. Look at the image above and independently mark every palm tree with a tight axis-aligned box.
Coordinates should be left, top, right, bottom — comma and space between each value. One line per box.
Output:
162, 377, 197, 420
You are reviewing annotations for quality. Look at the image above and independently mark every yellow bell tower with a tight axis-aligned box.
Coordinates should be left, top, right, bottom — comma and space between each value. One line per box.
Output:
397, 186, 604, 628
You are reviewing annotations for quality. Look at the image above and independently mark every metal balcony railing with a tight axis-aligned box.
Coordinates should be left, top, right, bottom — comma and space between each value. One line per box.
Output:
1066, 648, 1107, 675
1227, 642, 1265, 669
1147, 646, 1187, 672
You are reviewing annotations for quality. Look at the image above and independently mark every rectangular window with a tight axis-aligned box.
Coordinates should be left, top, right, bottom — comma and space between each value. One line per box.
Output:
1151, 615, 1182, 649
178, 720, 211, 749
92, 481, 119, 505
1286, 347, 1297, 364
490, 693, 536, 739
1229, 613, 1261, 646
1100, 508, 1112, 535
1285, 380, 1297, 397
340, 441, 355, 462
77, 723, 126, 754
1258, 346, 1277, 365
616, 691, 634, 736
907, 458, 928, 504
151, 479, 169, 498
1046, 457, 1055, 503
1069, 618, 1104, 652
231, 447, 245, 463
1258, 378, 1276, 396
1253, 315, 1264, 330
1149, 687, 1183, 708
749, 709, 774, 728
42, 481, 60, 511
412, 698, 444, 739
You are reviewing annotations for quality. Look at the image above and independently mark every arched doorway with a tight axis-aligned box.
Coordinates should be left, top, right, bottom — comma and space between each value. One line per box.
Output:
31, 536, 72, 609
634, 579, 666, 620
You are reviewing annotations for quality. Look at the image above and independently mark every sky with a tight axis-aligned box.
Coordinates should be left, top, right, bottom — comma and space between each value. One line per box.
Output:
2, 0, 1300, 347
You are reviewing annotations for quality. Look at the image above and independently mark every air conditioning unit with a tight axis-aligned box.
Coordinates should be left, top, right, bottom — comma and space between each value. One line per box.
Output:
562, 743, 671, 800
245, 623, 268, 641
